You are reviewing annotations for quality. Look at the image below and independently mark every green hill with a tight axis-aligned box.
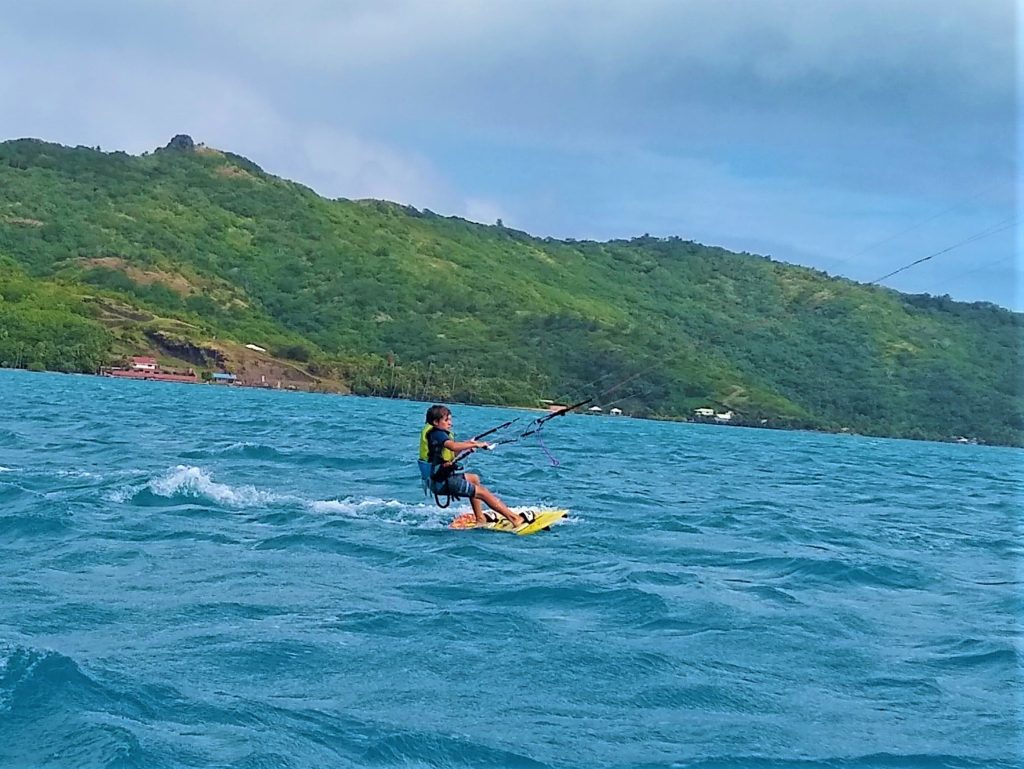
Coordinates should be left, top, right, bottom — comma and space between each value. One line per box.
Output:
0, 136, 1020, 445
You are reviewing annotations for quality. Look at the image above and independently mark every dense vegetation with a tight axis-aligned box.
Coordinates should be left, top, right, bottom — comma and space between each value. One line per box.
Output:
0, 136, 1020, 445
0, 258, 110, 372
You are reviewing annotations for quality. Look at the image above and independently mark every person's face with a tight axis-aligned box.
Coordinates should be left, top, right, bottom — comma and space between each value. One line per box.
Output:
435, 412, 453, 429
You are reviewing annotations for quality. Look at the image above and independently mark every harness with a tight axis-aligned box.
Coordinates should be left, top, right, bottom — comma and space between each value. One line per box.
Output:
418, 424, 461, 508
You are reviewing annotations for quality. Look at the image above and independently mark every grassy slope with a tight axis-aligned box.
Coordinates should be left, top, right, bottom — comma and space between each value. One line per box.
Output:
0, 138, 1019, 445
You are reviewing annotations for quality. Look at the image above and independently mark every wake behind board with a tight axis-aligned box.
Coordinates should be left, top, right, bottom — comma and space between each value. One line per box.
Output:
449, 508, 568, 536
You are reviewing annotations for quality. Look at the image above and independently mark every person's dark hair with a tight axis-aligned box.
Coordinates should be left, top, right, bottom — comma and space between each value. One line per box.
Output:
426, 404, 450, 425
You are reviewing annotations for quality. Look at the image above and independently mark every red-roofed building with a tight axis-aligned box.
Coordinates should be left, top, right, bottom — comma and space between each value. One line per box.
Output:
104, 355, 198, 384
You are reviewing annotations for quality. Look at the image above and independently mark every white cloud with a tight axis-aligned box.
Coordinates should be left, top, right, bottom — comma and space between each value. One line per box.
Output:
461, 197, 509, 228
0, 34, 278, 155
0, 27, 471, 215
291, 126, 447, 206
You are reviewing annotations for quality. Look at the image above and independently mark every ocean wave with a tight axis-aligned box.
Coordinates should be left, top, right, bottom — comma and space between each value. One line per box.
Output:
727, 555, 928, 590
110, 465, 294, 509
253, 533, 351, 552
53, 468, 107, 479
631, 681, 771, 714
0, 511, 69, 538
665, 754, 1007, 769
0, 645, 169, 769
485, 584, 670, 622
181, 441, 287, 461
925, 639, 1021, 671
308, 497, 460, 530
626, 568, 701, 587
180, 441, 357, 470
308, 497, 412, 516
358, 729, 556, 769
0, 646, 101, 714
0, 428, 24, 448
0, 481, 37, 506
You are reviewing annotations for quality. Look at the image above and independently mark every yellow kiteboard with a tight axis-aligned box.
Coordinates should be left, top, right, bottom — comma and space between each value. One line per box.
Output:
448, 508, 568, 536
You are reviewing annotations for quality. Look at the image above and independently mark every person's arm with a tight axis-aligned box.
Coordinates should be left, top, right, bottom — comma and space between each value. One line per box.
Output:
444, 438, 491, 453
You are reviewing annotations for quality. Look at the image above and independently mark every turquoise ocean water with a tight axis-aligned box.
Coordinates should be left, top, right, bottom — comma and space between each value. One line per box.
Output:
1, 368, 1021, 769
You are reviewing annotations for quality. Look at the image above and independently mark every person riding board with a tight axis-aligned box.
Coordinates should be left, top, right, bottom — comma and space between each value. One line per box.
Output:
418, 404, 534, 529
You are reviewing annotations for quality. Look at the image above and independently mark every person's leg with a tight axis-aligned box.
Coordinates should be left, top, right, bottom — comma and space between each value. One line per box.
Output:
463, 473, 486, 524
474, 484, 525, 527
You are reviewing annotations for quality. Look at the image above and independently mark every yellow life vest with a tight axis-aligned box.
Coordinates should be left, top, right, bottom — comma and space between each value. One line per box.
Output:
419, 424, 455, 463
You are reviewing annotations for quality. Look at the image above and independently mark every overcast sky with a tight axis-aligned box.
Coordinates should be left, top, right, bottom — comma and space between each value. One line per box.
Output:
1, 1, 1018, 309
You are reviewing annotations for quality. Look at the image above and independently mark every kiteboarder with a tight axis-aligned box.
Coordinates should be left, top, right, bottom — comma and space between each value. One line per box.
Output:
418, 404, 531, 528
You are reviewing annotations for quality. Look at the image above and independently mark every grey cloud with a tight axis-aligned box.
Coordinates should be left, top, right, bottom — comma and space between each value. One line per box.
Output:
0, 0, 1016, 306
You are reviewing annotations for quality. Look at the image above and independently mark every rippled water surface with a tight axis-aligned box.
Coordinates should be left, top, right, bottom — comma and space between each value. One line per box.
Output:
1, 369, 1021, 768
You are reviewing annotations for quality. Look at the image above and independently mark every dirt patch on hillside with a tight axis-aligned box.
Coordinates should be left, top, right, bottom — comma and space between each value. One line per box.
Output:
143, 334, 331, 390
146, 330, 226, 367
215, 166, 257, 182
81, 257, 197, 296
88, 296, 156, 324
217, 344, 322, 389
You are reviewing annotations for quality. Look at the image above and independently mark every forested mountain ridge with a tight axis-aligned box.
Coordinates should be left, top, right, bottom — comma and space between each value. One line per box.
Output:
0, 136, 1020, 446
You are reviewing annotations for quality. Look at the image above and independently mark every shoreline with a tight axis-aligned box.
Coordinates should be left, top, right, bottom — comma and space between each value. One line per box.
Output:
0, 365, 1014, 449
